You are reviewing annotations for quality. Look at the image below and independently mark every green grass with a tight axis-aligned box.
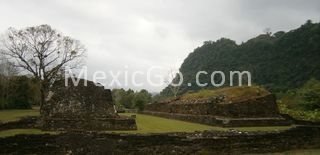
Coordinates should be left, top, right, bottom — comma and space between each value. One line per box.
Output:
0, 108, 48, 137
116, 113, 227, 133
0, 108, 39, 122
115, 113, 293, 133
0, 129, 57, 137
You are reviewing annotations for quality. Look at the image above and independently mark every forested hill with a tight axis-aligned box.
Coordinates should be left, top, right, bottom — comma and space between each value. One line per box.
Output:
161, 20, 320, 96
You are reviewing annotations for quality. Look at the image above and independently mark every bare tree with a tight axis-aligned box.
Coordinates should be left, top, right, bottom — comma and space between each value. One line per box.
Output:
0, 25, 86, 114
164, 68, 182, 98
0, 55, 18, 77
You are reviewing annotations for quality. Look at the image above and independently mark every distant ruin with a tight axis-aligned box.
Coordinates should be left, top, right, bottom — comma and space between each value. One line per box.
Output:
143, 86, 292, 127
41, 78, 137, 131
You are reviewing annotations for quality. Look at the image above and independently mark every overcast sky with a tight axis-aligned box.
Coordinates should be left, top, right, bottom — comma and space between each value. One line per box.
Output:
0, 0, 319, 92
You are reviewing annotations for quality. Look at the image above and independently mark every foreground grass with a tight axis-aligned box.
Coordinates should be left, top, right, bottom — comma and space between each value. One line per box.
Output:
0, 108, 39, 122
270, 149, 320, 155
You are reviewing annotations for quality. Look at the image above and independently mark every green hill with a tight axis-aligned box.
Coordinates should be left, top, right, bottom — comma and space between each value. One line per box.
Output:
161, 20, 320, 96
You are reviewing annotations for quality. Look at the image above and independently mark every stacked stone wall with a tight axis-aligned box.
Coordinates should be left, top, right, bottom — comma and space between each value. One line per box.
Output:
42, 78, 137, 131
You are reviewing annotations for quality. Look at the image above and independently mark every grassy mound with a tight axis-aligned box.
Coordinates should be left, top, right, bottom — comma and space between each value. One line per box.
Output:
181, 86, 270, 101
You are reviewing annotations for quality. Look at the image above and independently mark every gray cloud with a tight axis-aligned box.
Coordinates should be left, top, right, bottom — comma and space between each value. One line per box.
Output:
0, 0, 319, 92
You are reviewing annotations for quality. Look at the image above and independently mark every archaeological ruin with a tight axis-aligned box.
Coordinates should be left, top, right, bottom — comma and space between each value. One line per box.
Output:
143, 86, 292, 127
41, 78, 137, 131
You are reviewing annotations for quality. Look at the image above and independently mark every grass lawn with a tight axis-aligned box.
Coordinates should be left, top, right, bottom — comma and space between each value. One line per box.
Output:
0, 129, 57, 137
0, 109, 294, 137
116, 113, 227, 133
0, 108, 39, 122
116, 113, 294, 133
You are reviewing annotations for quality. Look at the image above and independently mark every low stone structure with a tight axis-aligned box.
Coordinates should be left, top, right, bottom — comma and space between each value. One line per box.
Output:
143, 87, 292, 127
1, 126, 320, 154
41, 78, 137, 131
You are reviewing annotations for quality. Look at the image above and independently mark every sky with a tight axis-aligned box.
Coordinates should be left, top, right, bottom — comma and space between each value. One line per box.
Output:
0, 0, 319, 92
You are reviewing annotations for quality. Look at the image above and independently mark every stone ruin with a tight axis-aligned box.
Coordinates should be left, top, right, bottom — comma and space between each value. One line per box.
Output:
41, 78, 137, 131
143, 87, 292, 127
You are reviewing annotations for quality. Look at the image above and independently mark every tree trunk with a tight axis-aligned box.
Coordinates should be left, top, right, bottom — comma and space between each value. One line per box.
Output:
39, 80, 48, 117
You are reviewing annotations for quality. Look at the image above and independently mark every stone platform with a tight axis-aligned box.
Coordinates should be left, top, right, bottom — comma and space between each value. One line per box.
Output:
143, 87, 292, 127
141, 111, 291, 127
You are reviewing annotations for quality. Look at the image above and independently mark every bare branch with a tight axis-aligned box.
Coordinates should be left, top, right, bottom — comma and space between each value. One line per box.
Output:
0, 24, 87, 109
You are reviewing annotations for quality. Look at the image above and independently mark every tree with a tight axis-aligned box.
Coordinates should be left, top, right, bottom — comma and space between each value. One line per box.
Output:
112, 88, 135, 109
263, 27, 272, 35
151, 93, 166, 103
161, 20, 320, 95
122, 89, 135, 108
133, 89, 152, 111
7, 76, 33, 109
164, 68, 182, 97
1, 25, 86, 114
0, 56, 18, 109
112, 88, 152, 110
0, 55, 18, 77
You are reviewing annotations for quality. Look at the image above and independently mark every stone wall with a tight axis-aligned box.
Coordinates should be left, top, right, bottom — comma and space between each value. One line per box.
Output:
140, 111, 291, 127
0, 116, 137, 131
1, 126, 320, 154
146, 94, 280, 118
42, 117, 137, 131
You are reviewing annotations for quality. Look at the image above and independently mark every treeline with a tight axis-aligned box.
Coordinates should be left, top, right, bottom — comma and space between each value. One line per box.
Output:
0, 58, 39, 109
159, 20, 320, 120
161, 20, 320, 96
1, 56, 153, 110
0, 76, 39, 109
112, 89, 152, 111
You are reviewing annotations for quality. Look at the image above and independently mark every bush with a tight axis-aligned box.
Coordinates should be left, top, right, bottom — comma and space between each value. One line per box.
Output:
297, 79, 320, 110
278, 101, 320, 121
279, 78, 320, 121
